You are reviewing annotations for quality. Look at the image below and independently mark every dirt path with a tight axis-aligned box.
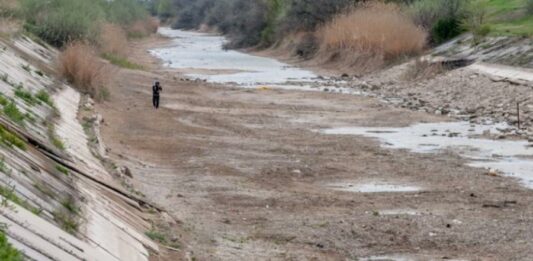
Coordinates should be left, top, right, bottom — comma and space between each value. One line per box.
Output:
95, 36, 533, 261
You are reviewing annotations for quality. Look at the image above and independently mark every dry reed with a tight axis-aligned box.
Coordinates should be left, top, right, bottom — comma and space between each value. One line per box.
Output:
319, 2, 427, 59
58, 42, 107, 99
99, 23, 128, 56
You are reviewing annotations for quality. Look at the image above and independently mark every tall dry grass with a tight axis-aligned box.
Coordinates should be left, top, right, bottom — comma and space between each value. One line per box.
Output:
127, 17, 160, 38
58, 42, 108, 99
99, 23, 128, 56
319, 2, 427, 59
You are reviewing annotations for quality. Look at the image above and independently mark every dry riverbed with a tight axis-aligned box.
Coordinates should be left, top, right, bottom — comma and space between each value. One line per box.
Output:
94, 33, 533, 260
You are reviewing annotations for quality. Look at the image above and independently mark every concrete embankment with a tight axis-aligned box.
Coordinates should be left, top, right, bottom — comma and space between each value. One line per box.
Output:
0, 34, 158, 260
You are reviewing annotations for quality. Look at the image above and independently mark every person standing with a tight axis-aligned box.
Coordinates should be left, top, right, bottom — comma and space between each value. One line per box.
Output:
152, 81, 163, 109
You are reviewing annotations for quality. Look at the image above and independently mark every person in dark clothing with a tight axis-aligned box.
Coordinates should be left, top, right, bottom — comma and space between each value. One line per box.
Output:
152, 81, 162, 109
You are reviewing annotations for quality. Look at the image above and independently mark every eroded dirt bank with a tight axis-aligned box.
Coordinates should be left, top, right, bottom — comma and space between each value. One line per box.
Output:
95, 35, 533, 260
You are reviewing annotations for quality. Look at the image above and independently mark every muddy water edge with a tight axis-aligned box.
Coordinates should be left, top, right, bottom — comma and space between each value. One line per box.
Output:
94, 30, 533, 260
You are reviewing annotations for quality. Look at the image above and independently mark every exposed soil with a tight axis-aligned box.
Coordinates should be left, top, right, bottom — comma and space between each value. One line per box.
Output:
95, 35, 533, 260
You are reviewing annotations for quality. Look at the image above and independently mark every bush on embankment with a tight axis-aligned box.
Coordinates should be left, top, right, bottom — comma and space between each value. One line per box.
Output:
407, 0, 467, 44
16, 0, 156, 100
58, 42, 109, 100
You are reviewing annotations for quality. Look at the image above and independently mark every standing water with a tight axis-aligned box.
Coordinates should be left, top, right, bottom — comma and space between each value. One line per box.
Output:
323, 122, 533, 189
150, 28, 316, 86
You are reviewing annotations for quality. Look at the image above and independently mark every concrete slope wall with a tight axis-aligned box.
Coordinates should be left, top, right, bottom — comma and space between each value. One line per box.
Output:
0, 35, 158, 260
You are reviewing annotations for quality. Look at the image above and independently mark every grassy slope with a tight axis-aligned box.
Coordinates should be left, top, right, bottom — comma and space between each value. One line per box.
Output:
478, 0, 533, 35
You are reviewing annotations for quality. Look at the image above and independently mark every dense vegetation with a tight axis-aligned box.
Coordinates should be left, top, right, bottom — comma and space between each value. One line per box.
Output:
155, 0, 532, 50
0, 229, 23, 261
19, 0, 150, 47
1, 0, 158, 100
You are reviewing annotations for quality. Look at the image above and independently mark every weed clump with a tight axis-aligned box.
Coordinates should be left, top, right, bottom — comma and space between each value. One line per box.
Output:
0, 229, 23, 261
14, 85, 39, 106
53, 209, 79, 234
55, 165, 69, 176
0, 184, 41, 214
0, 125, 26, 150
35, 89, 54, 107
3, 102, 25, 125
58, 42, 107, 100
53, 196, 80, 234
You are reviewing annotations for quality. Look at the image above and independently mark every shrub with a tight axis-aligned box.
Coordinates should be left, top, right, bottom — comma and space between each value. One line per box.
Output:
53, 209, 79, 234
281, 0, 357, 32
103, 0, 148, 26
20, 0, 149, 47
58, 42, 107, 99
99, 23, 128, 56
21, 0, 105, 47
0, 0, 20, 18
408, 0, 467, 44
127, 18, 160, 39
527, 0, 533, 15
156, 0, 174, 19
431, 17, 462, 44
319, 2, 427, 59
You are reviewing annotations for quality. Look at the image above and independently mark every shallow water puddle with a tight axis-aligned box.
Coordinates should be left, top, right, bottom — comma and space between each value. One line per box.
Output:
323, 122, 533, 188
328, 181, 421, 193
151, 28, 316, 86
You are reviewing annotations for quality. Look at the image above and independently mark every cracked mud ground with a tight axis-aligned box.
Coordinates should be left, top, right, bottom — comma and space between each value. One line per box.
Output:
95, 37, 533, 260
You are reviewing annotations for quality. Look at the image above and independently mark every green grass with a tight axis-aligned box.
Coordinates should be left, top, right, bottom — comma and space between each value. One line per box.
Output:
55, 165, 69, 176
14, 86, 40, 106
489, 15, 533, 35
20, 0, 149, 47
35, 90, 55, 107
0, 94, 9, 106
0, 125, 26, 150
145, 230, 167, 244
3, 102, 26, 125
0, 184, 41, 215
0, 230, 23, 261
102, 53, 143, 70
475, 0, 533, 35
